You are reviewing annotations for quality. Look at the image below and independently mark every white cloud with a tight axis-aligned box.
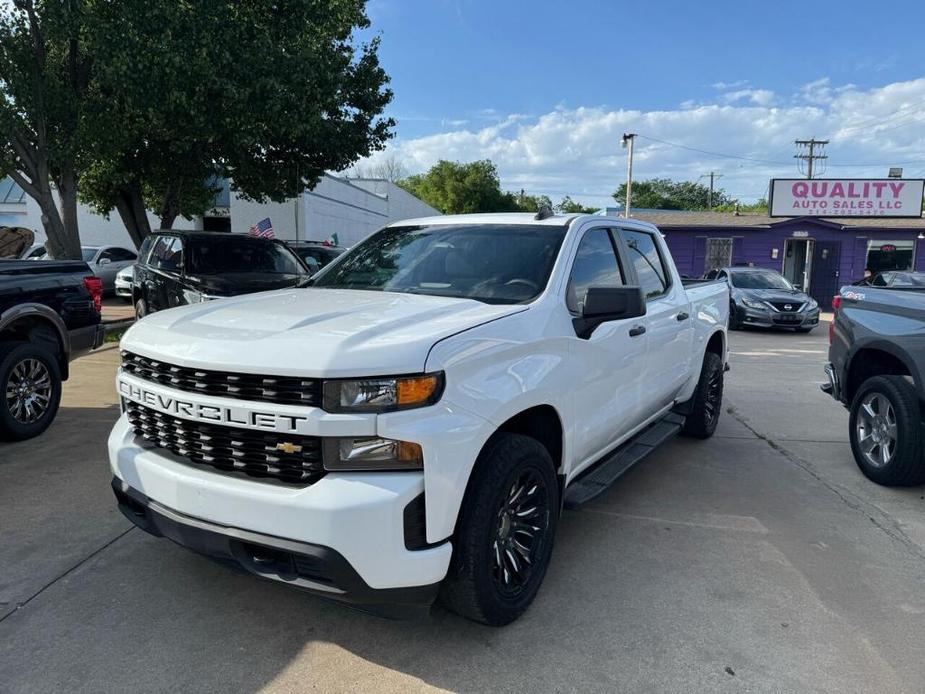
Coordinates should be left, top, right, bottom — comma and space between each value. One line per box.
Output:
712, 80, 750, 91
722, 89, 775, 106
359, 76, 925, 206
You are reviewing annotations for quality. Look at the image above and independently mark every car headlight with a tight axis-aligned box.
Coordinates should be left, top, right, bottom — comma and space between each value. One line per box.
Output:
322, 437, 423, 471
322, 373, 444, 413
806, 299, 818, 310
741, 297, 767, 310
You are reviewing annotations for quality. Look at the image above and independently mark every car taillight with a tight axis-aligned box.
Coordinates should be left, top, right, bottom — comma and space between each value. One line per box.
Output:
831, 295, 842, 311
83, 276, 103, 313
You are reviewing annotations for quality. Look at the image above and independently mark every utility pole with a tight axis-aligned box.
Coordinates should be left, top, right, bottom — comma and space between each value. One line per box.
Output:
794, 138, 829, 179
700, 171, 723, 209
621, 133, 637, 217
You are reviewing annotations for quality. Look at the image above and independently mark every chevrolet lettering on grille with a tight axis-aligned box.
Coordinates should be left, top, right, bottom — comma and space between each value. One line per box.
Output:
118, 379, 309, 433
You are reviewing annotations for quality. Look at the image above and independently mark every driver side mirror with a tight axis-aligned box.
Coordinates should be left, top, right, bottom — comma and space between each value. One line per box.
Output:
574, 286, 646, 339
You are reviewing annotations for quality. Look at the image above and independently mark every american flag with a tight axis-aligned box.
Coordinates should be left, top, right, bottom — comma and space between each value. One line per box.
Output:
248, 217, 275, 239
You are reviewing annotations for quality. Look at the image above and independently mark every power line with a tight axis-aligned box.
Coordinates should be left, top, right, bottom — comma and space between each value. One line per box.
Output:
635, 135, 791, 165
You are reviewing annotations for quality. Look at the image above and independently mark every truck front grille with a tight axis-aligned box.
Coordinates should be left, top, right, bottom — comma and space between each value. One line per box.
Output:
126, 401, 324, 485
121, 351, 322, 407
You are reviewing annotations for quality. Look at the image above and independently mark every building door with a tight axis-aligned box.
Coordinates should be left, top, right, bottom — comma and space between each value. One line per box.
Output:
809, 241, 842, 305
783, 238, 814, 292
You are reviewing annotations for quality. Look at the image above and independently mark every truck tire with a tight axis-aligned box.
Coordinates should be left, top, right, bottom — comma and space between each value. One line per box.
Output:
135, 297, 148, 320
681, 352, 724, 439
849, 376, 925, 486
0, 341, 63, 441
439, 433, 559, 626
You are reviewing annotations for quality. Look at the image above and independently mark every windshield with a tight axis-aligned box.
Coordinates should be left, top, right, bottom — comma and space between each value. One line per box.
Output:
294, 246, 342, 269
188, 238, 305, 275
730, 271, 794, 290
81, 248, 97, 261
312, 224, 567, 304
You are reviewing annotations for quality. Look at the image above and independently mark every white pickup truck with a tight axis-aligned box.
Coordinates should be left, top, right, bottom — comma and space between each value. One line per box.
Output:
109, 212, 729, 625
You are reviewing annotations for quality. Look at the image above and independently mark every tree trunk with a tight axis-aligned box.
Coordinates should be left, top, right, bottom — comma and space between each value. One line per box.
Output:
158, 182, 181, 230
113, 181, 152, 249
55, 172, 83, 259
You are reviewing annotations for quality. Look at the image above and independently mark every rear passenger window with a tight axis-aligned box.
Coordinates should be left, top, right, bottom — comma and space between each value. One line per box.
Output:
566, 229, 624, 313
622, 229, 670, 299
150, 236, 184, 272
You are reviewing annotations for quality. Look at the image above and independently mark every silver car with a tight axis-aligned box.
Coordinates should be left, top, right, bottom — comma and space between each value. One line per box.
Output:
79, 246, 138, 294
115, 264, 135, 302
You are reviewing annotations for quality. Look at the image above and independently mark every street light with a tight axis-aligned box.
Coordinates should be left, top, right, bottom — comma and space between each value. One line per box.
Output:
621, 133, 637, 218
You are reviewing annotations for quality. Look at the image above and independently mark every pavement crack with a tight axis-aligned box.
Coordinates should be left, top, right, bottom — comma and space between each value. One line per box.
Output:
0, 527, 135, 625
725, 404, 925, 562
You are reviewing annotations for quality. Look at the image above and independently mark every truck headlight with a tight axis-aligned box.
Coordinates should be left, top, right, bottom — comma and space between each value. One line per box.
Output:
741, 298, 766, 310
322, 437, 423, 471
322, 373, 444, 413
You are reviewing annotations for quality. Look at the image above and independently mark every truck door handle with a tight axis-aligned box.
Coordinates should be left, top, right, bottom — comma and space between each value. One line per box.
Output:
676, 312, 689, 321
629, 325, 646, 337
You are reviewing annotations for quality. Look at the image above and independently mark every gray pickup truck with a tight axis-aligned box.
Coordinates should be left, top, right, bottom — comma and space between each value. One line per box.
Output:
823, 285, 925, 486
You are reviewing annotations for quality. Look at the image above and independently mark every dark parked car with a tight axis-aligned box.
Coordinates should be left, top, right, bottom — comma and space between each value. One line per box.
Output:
285, 240, 347, 274
132, 231, 310, 319
0, 259, 103, 440
824, 283, 925, 486
854, 271, 925, 288
705, 266, 820, 332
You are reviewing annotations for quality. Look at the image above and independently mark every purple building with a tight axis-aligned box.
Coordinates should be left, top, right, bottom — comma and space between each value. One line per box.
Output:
629, 211, 925, 305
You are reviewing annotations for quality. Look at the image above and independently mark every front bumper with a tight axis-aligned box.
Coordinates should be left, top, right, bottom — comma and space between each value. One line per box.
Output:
112, 478, 440, 615
114, 281, 132, 298
108, 416, 452, 600
736, 305, 820, 329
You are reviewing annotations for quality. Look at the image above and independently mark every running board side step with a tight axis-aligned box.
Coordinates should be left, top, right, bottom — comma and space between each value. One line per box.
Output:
563, 413, 685, 510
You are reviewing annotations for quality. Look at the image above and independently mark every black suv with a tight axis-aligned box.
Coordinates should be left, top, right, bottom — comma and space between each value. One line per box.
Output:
284, 240, 347, 274
133, 231, 310, 318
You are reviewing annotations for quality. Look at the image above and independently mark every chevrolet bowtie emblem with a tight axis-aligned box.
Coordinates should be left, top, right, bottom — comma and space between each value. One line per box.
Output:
276, 442, 303, 454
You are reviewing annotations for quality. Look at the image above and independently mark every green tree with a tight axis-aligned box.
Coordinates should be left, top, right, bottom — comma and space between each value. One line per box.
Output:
508, 190, 552, 213
0, 0, 90, 259
398, 160, 520, 214
80, 0, 393, 247
713, 198, 769, 214
613, 178, 733, 211
556, 196, 599, 213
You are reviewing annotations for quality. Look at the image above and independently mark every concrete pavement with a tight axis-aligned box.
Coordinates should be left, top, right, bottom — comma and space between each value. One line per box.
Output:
1, 328, 923, 693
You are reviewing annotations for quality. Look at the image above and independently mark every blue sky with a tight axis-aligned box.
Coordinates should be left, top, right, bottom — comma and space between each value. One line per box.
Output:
359, 0, 925, 205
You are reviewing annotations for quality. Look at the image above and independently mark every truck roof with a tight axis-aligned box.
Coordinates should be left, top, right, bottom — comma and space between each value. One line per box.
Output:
387, 212, 662, 233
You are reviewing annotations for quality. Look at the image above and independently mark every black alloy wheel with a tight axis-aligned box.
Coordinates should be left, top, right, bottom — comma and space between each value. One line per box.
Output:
0, 342, 63, 441
440, 433, 559, 626
6, 357, 53, 425
491, 468, 550, 597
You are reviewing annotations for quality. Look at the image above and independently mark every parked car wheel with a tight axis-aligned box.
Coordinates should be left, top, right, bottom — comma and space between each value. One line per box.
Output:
0, 342, 63, 441
135, 297, 148, 320
849, 376, 925, 486
681, 351, 725, 439
439, 433, 559, 626
728, 302, 743, 330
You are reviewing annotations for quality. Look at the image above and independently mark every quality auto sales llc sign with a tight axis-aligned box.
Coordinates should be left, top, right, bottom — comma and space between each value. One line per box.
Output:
769, 178, 925, 218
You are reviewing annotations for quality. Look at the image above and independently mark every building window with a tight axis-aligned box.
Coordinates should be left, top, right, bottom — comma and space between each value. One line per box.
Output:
866, 240, 914, 274
705, 237, 733, 272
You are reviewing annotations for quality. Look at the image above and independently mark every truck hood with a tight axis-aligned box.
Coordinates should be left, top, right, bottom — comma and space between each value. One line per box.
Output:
122, 288, 526, 378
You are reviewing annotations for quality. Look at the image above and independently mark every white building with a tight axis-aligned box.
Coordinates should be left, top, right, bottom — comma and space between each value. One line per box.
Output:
4, 173, 439, 250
